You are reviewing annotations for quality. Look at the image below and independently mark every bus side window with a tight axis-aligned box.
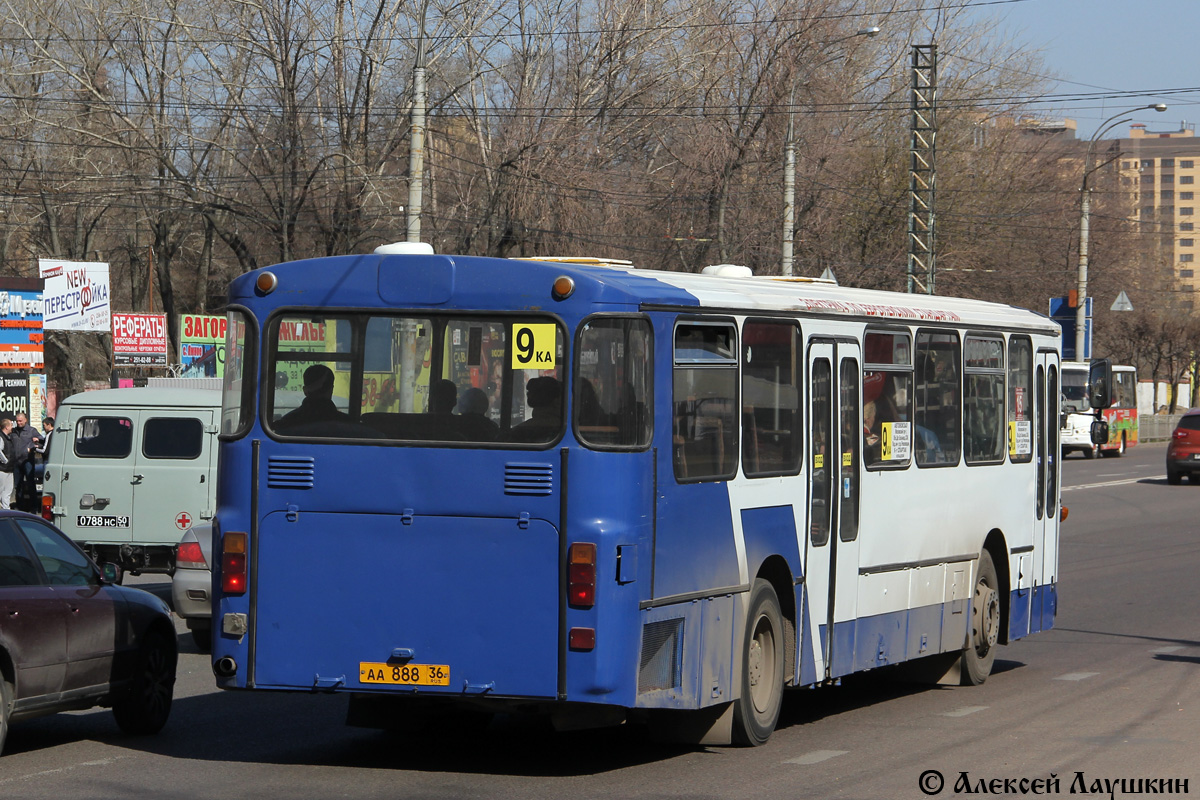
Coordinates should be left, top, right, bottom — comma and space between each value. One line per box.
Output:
673, 323, 738, 482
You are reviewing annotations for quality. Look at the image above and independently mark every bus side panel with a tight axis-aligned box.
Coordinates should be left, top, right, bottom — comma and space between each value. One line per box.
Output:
251, 512, 560, 698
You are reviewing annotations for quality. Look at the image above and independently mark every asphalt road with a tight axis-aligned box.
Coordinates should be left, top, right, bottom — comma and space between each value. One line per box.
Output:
2, 442, 1197, 799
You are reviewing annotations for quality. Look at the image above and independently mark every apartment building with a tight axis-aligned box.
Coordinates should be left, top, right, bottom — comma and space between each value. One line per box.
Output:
1116, 123, 1200, 309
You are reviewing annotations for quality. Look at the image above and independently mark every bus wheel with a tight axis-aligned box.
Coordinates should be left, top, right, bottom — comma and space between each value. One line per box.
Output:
1102, 434, 1126, 457
961, 551, 1000, 686
1082, 445, 1097, 459
732, 579, 784, 746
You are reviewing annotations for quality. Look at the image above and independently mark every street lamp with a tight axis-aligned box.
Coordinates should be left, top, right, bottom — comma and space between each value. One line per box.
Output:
782, 26, 880, 276
1074, 102, 1167, 360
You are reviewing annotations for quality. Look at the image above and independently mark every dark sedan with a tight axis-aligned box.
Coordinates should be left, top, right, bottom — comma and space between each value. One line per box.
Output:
0, 510, 177, 755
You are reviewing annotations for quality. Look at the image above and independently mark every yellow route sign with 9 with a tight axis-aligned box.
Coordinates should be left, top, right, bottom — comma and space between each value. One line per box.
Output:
512, 323, 557, 370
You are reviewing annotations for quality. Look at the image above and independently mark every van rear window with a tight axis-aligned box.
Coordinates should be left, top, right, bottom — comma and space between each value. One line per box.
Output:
74, 417, 134, 458
143, 418, 205, 459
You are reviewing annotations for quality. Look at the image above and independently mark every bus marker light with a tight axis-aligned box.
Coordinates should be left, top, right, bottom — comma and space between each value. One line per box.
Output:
568, 542, 596, 607
1060, 506, 1068, 522
569, 627, 595, 650
551, 276, 575, 301
255, 271, 279, 294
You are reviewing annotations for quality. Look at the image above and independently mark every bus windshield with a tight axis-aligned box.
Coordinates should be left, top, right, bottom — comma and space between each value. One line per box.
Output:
264, 313, 564, 444
1060, 368, 1091, 413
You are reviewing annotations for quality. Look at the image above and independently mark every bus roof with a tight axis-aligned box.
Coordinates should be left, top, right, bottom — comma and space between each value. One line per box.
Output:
234, 252, 1060, 335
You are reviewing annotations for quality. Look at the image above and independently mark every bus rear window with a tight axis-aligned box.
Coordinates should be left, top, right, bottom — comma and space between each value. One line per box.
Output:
265, 313, 564, 445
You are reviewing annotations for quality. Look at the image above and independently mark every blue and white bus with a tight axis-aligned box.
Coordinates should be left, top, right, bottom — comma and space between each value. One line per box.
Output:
211, 244, 1062, 745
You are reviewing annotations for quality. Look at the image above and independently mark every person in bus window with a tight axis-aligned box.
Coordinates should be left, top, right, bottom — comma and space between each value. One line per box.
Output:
276, 364, 351, 431
456, 387, 499, 441
429, 379, 457, 415
507, 377, 562, 442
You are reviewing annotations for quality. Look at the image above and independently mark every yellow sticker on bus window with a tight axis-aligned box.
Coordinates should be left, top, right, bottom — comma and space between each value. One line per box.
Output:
842, 451, 852, 467
814, 453, 824, 469
511, 323, 557, 370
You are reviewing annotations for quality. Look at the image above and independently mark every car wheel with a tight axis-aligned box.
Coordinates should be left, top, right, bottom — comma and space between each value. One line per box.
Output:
1168, 470, 1182, 485
731, 579, 784, 746
961, 550, 1000, 686
0, 680, 11, 756
113, 630, 177, 735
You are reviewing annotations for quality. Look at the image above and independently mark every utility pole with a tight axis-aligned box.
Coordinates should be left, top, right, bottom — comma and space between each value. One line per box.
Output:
406, 2, 428, 243
906, 44, 937, 294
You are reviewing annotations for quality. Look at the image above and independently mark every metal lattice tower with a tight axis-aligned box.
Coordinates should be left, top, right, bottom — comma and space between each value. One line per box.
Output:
907, 44, 937, 294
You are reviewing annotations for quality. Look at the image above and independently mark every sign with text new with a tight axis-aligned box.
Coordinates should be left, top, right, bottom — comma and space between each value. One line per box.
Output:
39, 259, 111, 332
112, 313, 168, 367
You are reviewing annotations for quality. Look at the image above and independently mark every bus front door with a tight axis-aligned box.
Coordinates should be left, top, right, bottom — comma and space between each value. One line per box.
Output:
803, 340, 862, 682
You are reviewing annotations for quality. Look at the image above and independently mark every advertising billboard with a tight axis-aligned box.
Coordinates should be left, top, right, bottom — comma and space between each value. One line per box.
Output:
112, 313, 168, 367
0, 278, 45, 370
39, 259, 111, 333
180, 314, 226, 377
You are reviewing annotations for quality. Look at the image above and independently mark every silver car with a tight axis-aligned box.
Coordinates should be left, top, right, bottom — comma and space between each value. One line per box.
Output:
171, 525, 212, 652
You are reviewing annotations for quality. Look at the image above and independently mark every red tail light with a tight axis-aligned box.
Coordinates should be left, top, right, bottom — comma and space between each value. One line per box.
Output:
40, 493, 54, 521
568, 542, 596, 608
1175, 428, 1190, 440
222, 531, 248, 594
177, 540, 207, 569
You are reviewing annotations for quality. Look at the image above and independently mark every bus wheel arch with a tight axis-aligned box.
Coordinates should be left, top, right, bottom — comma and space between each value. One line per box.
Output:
754, 556, 796, 684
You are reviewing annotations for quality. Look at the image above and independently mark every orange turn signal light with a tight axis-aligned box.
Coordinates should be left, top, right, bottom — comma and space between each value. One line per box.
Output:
1060, 506, 1069, 522
551, 275, 575, 301
255, 271, 278, 294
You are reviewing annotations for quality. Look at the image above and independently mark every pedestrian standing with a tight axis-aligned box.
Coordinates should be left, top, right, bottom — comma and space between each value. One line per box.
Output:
0, 418, 16, 510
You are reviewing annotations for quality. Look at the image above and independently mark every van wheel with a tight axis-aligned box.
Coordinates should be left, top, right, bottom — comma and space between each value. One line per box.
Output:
961, 551, 1000, 686
113, 630, 176, 735
732, 579, 784, 746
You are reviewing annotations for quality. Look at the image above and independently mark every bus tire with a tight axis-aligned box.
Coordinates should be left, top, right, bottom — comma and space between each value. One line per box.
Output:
961, 551, 1000, 686
1102, 434, 1125, 457
1082, 445, 1096, 459
732, 579, 784, 746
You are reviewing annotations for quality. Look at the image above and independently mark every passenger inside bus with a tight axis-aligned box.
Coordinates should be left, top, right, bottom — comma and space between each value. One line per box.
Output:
456, 387, 500, 441
506, 377, 563, 442
275, 364, 353, 432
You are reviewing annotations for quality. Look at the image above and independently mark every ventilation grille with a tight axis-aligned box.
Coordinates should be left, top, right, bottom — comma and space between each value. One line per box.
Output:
267, 456, 316, 489
638, 618, 684, 693
504, 462, 553, 495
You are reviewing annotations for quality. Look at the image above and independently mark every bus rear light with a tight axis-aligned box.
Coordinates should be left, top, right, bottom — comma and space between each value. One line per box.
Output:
222, 531, 248, 594
568, 542, 596, 608
255, 271, 278, 294
551, 275, 576, 301
1060, 506, 1068, 522
569, 627, 595, 651
40, 493, 54, 521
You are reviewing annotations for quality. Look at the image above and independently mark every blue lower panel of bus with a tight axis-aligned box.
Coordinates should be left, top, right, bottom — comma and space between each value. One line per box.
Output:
821, 598, 971, 680
252, 511, 560, 699
1010, 583, 1057, 641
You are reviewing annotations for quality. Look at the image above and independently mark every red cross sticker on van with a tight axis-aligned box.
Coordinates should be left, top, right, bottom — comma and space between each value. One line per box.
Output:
175, 512, 192, 530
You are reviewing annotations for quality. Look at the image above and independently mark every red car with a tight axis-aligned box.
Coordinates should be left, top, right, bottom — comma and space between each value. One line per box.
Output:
0, 511, 177, 755
1166, 409, 1200, 485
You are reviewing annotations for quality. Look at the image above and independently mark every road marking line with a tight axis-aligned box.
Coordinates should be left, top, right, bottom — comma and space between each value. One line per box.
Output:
1063, 478, 1144, 492
1055, 672, 1100, 681
943, 706, 989, 717
1153, 646, 1184, 654
785, 750, 850, 765
0, 757, 123, 785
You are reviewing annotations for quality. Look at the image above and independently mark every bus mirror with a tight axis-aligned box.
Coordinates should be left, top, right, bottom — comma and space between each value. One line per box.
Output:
1087, 358, 1113, 411
1090, 419, 1109, 446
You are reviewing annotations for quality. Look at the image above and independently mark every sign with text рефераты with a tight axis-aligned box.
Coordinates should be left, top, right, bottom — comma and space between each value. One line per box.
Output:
39, 258, 111, 333
112, 312, 168, 367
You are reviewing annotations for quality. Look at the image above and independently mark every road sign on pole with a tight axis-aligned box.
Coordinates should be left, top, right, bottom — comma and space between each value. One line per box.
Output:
1049, 296, 1091, 361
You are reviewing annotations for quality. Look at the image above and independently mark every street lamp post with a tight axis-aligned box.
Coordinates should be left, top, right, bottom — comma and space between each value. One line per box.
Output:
782, 26, 880, 276
1075, 103, 1166, 360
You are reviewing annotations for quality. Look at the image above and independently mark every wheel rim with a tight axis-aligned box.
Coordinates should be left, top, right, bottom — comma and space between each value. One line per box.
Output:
140, 644, 173, 721
972, 577, 1000, 656
747, 613, 778, 714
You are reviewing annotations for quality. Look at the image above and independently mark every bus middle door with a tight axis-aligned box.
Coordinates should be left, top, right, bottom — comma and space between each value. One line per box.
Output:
803, 340, 862, 682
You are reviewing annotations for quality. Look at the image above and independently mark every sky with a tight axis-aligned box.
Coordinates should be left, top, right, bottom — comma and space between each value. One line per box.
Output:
965, 0, 1200, 140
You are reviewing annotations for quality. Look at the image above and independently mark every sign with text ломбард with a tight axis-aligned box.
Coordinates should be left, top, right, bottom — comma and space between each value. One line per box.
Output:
39, 259, 111, 333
